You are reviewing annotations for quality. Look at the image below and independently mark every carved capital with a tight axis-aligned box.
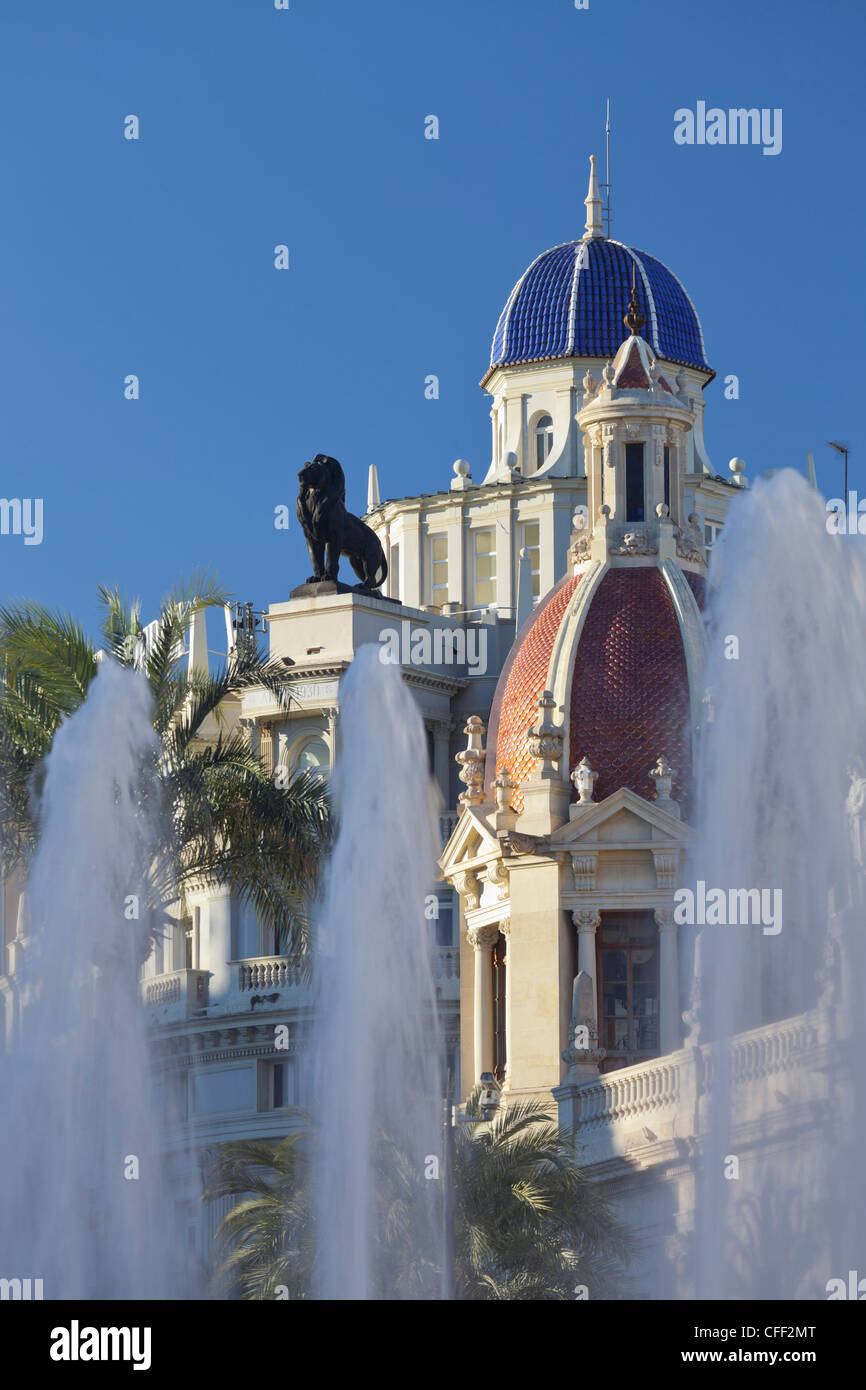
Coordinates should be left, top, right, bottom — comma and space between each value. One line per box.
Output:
431, 716, 454, 739
467, 923, 500, 951
572, 908, 601, 934
654, 906, 677, 932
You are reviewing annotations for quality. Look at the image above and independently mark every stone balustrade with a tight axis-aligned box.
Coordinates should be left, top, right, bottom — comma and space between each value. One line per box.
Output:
237, 957, 305, 992
704, 1012, 822, 1090
565, 1010, 827, 1161
571, 1054, 682, 1130
142, 968, 210, 1022
434, 946, 459, 979
439, 812, 459, 846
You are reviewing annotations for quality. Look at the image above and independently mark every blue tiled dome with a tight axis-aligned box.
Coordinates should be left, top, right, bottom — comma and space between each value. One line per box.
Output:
490, 238, 711, 374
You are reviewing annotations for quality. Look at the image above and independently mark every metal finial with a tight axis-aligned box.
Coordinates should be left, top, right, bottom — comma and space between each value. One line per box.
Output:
624, 261, 646, 337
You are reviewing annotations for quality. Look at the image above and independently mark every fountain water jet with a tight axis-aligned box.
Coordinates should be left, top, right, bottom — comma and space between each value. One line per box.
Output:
686, 470, 866, 1299
0, 660, 191, 1299
313, 645, 445, 1300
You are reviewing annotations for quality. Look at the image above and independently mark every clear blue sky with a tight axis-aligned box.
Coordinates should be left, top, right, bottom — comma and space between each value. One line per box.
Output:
1, 0, 863, 639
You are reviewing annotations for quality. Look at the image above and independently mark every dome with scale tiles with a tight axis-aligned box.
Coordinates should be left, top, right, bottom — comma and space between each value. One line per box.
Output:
485, 565, 706, 820
489, 237, 711, 376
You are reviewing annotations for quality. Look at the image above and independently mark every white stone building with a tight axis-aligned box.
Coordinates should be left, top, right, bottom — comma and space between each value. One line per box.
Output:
5, 157, 795, 1289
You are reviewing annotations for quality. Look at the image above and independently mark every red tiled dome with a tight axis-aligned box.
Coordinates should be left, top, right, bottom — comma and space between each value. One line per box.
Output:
488, 565, 695, 818
569, 568, 693, 813
485, 574, 581, 812
684, 569, 707, 610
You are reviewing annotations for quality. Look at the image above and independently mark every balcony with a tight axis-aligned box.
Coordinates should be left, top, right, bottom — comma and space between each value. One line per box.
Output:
561, 1011, 827, 1167
141, 948, 459, 1026
433, 945, 460, 1003
236, 957, 305, 993
142, 968, 211, 1024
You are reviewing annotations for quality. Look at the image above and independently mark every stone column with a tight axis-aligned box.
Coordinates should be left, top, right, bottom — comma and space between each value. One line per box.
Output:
655, 907, 680, 1054
324, 707, 339, 767
204, 886, 233, 1005
431, 718, 452, 803
468, 924, 499, 1084
499, 919, 512, 1087
572, 909, 601, 1032
259, 722, 275, 777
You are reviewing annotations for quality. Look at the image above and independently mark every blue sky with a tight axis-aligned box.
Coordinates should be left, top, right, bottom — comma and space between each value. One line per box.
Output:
1, 0, 863, 640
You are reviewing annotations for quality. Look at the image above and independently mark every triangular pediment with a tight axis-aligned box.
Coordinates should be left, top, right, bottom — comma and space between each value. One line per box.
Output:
550, 786, 690, 848
439, 804, 501, 876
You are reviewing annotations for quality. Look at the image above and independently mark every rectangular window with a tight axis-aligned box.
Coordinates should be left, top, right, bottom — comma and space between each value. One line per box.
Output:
519, 520, 541, 599
472, 529, 497, 608
231, 900, 259, 960
704, 521, 722, 556
597, 911, 659, 1072
430, 897, 454, 947
193, 1067, 255, 1115
625, 442, 646, 522
663, 445, 671, 511
428, 534, 448, 608
271, 1060, 297, 1109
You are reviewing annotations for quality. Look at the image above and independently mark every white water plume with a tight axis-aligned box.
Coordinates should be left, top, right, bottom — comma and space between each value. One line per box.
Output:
685, 470, 866, 1299
313, 645, 445, 1300
0, 660, 190, 1299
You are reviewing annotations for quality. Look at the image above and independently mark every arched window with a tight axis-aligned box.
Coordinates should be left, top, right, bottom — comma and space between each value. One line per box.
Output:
293, 736, 330, 778
533, 414, 554, 472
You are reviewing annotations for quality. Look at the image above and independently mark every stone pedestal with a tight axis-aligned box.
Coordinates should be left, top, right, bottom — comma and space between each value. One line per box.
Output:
289, 578, 401, 604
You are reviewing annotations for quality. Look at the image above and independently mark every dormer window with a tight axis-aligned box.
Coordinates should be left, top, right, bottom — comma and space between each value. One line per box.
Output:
533, 414, 554, 472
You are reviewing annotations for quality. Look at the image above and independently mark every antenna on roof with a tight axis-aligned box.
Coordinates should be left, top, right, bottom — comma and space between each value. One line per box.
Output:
603, 98, 612, 239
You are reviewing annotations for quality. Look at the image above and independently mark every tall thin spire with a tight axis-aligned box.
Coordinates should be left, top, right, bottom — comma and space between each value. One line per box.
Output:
582, 154, 605, 241
604, 99, 612, 238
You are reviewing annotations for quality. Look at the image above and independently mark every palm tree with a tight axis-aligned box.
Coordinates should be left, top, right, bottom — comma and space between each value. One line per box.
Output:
0, 573, 329, 965
205, 1092, 628, 1299
453, 1088, 628, 1300
204, 1122, 314, 1300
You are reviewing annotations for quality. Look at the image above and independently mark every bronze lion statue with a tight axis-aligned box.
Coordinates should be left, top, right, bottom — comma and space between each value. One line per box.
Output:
296, 454, 388, 593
